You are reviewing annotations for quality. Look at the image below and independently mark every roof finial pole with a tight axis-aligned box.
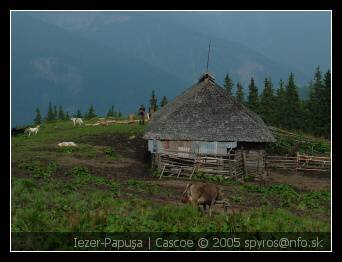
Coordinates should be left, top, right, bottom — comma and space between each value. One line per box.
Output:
206, 40, 211, 73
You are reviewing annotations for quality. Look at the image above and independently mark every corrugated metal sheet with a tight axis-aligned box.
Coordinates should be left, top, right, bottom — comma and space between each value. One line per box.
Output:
199, 141, 217, 154
148, 140, 238, 155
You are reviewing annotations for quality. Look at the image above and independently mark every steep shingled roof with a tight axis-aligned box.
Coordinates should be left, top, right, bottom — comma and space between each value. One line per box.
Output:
143, 73, 276, 142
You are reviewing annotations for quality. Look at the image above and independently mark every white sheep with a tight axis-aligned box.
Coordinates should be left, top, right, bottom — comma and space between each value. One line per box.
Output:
70, 117, 84, 126
58, 142, 77, 147
25, 125, 40, 136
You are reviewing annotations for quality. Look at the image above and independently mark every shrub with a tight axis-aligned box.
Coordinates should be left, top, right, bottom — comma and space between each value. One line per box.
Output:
18, 160, 58, 178
66, 166, 91, 177
103, 147, 120, 160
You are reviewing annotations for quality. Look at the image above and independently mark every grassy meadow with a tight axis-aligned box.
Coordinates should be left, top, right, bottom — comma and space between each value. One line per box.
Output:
11, 119, 331, 232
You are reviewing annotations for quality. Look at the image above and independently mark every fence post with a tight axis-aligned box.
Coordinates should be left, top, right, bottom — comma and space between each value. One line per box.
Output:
242, 150, 247, 177
265, 154, 268, 176
296, 152, 299, 174
257, 151, 260, 176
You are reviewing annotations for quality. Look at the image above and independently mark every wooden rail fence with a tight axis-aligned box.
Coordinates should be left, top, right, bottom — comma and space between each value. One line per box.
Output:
154, 150, 256, 181
266, 153, 331, 173
153, 149, 330, 182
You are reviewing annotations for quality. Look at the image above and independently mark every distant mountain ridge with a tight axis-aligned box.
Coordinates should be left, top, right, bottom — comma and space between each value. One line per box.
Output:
12, 14, 189, 126
31, 12, 310, 87
12, 12, 329, 126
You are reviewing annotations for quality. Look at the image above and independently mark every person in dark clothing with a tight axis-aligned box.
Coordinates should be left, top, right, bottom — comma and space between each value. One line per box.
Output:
139, 104, 146, 125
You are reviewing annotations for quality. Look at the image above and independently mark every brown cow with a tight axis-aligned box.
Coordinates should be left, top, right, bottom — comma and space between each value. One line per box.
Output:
181, 182, 223, 217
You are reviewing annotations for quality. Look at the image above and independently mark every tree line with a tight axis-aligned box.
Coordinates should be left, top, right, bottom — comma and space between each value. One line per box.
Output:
33, 92, 168, 126
223, 66, 331, 138
33, 103, 123, 125
148, 90, 168, 113
32, 67, 330, 139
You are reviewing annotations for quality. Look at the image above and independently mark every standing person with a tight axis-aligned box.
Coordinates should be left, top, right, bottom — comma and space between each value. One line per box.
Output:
139, 104, 146, 125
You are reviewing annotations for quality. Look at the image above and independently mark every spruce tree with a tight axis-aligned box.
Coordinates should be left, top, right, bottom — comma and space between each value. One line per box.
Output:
235, 82, 245, 104
260, 77, 275, 124
322, 70, 331, 138
107, 105, 114, 117
160, 96, 168, 107
285, 73, 301, 130
223, 74, 234, 95
307, 66, 325, 136
34, 108, 42, 125
58, 106, 65, 120
274, 79, 287, 127
53, 105, 58, 120
46, 102, 55, 122
76, 109, 82, 118
247, 77, 259, 113
150, 90, 158, 112
85, 105, 96, 119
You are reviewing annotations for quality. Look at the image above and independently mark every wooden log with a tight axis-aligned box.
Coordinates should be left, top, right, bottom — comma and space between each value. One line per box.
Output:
241, 151, 247, 178
160, 165, 166, 179
296, 167, 330, 172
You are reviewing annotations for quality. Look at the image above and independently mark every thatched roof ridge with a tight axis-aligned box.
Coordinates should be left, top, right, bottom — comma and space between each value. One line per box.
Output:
143, 73, 276, 142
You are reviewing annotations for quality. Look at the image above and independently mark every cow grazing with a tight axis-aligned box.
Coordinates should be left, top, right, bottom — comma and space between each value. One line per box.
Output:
181, 182, 223, 217
71, 117, 84, 126
24, 125, 40, 136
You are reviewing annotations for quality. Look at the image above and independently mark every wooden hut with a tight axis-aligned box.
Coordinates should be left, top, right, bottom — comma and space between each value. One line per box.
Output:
143, 73, 276, 177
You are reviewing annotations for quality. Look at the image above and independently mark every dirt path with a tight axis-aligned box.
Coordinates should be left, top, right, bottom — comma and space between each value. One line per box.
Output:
262, 170, 330, 191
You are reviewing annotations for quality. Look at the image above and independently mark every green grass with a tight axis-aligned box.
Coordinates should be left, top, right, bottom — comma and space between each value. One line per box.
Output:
11, 119, 145, 163
127, 179, 161, 194
17, 160, 58, 178
11, 176, 329, 232
103, 147, 120, 160
266, 127, 330, 156
11, 119, 331, 233
241, 183, 330, 212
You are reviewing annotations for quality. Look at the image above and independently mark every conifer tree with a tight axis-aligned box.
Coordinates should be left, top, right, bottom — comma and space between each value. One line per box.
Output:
260, 77, 275, 124
58, 106, 65, 120
76, 109, 82, 118
53, 105, 58, 120
85, 105, 96, 119
160, 96, 168, 107
150, 90, 158, 112
247, 77, 259, 113
284, 73, 301, 130
307, 66, 324, 135
34, 108, 42, 125
235, 82, 245, 104
321, 70, 331, 138
274, 79, 287, 127
223, 74, 234, 95
46, 102, 55, 122
65, 112, 70, 120
107, 105, 114, 117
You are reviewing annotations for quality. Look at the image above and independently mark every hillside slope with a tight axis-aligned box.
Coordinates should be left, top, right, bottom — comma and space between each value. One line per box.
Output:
11, 14, 189, 126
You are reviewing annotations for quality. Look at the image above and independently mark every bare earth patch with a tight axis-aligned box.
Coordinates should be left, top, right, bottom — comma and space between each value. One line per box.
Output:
262, 170, 330, 191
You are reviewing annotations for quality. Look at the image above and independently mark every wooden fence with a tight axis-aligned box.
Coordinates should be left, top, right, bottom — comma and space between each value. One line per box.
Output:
154, 150, 255, 181
153, 148, 330, 182
266, 153, 331, 173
